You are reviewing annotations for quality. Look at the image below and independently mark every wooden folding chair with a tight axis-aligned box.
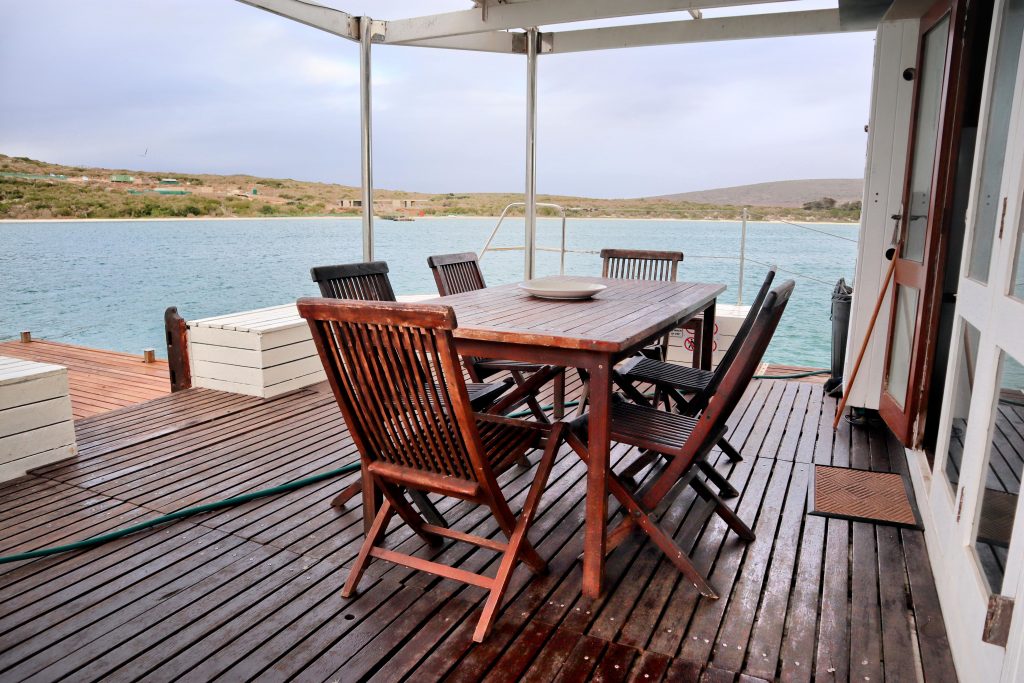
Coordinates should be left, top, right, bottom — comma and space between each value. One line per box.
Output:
428, 251, 567, 421
571, 248, 704, 418
565, 281, 795, 598
311, 260, 511, 524
613, 267, 778, 491
298, 297, 566, 642
601, 248, 701, 365
311, 261, 511, 410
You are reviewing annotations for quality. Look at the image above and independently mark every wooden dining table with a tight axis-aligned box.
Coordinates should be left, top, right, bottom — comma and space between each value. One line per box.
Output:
434, 275, 726, 598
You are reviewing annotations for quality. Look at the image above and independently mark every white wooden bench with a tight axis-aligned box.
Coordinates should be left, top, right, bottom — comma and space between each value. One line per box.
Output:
186, 296, 437, 399
187, 304, 326, 399
0, 356, 77, 481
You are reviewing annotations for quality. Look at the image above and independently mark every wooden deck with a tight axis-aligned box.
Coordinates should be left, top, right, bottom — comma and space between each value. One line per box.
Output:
0, 375, 956, 682
758, 364, 829, 385
0, 340, 170, 419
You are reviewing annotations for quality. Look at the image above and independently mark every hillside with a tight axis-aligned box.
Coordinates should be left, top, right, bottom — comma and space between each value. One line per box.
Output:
0, 154, 862, 222
655, 179, 863, 208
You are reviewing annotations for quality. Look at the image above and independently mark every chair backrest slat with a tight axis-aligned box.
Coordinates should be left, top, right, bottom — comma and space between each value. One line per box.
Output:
311, 261, 397, 301
299, 298, 485, 483
692, 280, 795, 448
600, 249, 684, 282
698, 267, 778, 404
645, 280, 795, 506
428, 252, 487, 296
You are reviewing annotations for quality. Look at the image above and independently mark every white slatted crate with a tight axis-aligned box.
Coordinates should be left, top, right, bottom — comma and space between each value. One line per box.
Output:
666, 303, 749, 369
0, 356, 77, 481
187, 304, 326, 399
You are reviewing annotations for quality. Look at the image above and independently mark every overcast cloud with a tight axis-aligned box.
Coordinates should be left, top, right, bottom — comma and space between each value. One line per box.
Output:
0, 1, 876, 198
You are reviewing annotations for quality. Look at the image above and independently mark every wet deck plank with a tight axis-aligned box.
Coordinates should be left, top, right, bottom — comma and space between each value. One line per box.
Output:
0, 376, 956, 682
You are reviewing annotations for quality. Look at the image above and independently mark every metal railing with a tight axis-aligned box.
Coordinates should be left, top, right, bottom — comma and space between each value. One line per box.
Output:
478, 203, 846, 299
479, 202, 599, 276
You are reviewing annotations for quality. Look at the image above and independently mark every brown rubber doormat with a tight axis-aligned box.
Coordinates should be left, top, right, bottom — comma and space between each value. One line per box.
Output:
809, 465, 922, 529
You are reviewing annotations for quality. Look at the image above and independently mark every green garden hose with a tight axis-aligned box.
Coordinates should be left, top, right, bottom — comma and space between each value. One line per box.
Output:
0, 462, 362, 565
0, 400, 580, 565
752, 369, 831, 380
0, 370, 817, 565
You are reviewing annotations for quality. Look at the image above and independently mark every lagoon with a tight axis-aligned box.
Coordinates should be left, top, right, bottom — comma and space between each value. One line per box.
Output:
0, 217, 858, 367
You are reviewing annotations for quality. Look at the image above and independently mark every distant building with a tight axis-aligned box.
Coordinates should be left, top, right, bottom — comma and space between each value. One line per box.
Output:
339, 198, 430, 209
159, 178, 179, 185
110, 174, 134, 183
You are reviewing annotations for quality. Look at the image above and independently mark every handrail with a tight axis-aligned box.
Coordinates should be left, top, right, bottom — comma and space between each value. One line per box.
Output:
479, 202, 569, 275
479, 205, 830, 297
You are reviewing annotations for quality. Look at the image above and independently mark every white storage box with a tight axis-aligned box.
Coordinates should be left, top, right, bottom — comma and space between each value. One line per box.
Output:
187, 304, 326, 399
667, 303, 750, 369
0, 356, 77, 481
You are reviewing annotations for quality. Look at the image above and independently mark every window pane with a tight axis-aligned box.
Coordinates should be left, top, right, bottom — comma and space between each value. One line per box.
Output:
945, 321, 981, 490
968, 0, 1024, 282
904, 16, 950, 263
973, 352, 1024, 594
887, 285, 920, 408
1013, 203, 1024, 298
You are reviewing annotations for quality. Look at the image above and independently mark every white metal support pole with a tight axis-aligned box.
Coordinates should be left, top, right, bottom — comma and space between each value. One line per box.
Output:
524, 27, 539, 280
360, 16, 375, 262
738, 206, 748, 305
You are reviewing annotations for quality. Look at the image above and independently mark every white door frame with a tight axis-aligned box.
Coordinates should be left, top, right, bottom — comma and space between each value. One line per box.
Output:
921, 0, 1024, 677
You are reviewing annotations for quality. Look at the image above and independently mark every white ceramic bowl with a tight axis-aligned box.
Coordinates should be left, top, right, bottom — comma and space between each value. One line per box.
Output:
517, 277, 607, 300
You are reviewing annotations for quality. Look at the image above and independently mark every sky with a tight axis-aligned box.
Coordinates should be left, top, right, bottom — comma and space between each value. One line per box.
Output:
0, 1, 877, 198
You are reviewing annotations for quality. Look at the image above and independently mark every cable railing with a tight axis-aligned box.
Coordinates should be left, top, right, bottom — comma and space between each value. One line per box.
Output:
479, 204, 850, 299
479, 202, 573, 275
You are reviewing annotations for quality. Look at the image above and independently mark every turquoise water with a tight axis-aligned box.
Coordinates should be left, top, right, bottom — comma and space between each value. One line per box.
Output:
0, 217, 858, 367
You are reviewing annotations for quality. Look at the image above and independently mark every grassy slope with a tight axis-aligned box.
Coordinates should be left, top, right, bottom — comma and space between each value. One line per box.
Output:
0, 154, 862, 222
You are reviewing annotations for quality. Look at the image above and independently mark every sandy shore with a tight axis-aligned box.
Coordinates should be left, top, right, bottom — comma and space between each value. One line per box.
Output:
0, 215, 859, 227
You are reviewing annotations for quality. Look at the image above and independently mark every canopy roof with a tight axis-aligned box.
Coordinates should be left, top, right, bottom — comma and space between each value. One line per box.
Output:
238, 0, 889, 53
236, 0, 888, 277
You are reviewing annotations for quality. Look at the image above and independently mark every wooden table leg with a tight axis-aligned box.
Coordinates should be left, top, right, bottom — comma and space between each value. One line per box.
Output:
583, 359, 612, 599
553, 369, 565, 420
700, 300, 716, 370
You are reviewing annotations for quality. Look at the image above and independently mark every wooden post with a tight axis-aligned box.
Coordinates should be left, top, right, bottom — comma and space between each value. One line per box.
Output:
164, 307, 192, 392
19, 331, 31, 343
738, 207, 748, 305
142, 348, 156, 364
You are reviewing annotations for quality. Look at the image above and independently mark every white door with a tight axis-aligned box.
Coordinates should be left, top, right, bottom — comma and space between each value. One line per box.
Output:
929, 0, 1024, 677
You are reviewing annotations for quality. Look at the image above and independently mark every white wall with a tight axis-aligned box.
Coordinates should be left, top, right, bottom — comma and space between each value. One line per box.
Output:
844, 18, 919, 409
